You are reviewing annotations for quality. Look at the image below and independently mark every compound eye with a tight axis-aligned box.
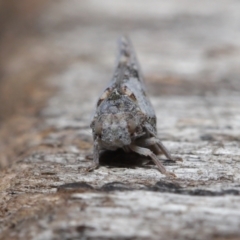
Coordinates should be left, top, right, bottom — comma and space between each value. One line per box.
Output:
121, 86, 137, 101
128, 118, 137, 134
97, 88, 111, 106
94, 121, 102, 136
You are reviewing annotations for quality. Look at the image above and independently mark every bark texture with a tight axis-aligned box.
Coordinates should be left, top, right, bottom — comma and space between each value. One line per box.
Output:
1, 1, 240, 239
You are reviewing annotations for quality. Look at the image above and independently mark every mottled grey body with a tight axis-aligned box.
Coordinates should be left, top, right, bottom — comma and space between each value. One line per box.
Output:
90, 36, 181, 176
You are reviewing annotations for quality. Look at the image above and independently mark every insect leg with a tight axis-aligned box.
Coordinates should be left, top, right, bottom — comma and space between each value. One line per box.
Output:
129, 144, 176, 177
136, 137, 182, 162
86, 138, 100, 171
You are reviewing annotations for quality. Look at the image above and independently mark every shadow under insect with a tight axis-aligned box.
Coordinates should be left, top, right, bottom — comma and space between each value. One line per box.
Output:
99, 149, 176, 169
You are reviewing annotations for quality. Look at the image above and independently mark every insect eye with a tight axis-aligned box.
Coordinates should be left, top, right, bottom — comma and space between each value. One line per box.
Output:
97, 88, 111, 106
121, 86, 137, 101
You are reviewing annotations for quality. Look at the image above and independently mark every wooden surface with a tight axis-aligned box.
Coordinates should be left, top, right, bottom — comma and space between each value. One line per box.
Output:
1, 1, 240, 239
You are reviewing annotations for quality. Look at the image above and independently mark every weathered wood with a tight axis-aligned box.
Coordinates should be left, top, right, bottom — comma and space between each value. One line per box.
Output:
1, 1, 240, 239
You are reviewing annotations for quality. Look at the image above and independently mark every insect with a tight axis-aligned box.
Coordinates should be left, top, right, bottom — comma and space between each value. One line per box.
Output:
89, 36, 181, 177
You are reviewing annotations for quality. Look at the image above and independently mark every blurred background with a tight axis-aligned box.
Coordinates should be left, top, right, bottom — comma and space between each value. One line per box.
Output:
1, 0, 240, 119
0, 0, 48, 121
0, 0, 240, 167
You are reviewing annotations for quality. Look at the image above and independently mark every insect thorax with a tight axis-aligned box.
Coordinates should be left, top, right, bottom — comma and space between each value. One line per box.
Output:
91, 91, 146, 149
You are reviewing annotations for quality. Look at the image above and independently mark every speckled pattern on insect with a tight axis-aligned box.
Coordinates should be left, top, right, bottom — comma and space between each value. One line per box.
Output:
89, 36, 182, 176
